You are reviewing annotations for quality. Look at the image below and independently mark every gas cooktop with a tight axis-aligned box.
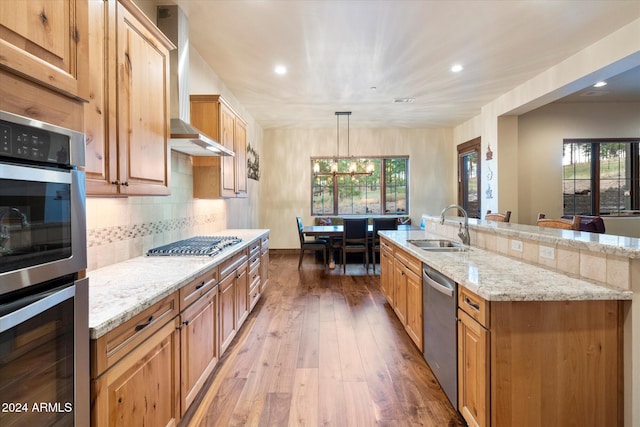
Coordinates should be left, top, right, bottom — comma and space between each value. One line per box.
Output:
146, 236, 242, 257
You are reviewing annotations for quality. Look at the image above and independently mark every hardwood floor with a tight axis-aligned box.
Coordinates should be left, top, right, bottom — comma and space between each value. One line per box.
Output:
182, 253, 465, 427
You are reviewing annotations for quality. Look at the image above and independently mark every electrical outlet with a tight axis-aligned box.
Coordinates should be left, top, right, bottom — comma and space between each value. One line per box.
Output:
510, 239, 523, 252
539, 246, 555, 260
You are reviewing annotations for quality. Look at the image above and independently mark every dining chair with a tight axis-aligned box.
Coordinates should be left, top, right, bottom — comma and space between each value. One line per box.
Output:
296, 216, 328, 269
371, 217, 398, 272
485, 210, 511, 223
341, 218, 369, 274
536, 213, 581, 230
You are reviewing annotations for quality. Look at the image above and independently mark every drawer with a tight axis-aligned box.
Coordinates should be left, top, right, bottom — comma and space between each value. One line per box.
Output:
249, 280, 261, 310
261, 235, 269, 253
458, 286, 489, 328
380, 237, 394, 253
220, 248, 248, 279
248, 250, 261, 272
394, 246, 421, 276
91, 292, 179, 377
248, 238, 261, 258
179, 268, 218, 311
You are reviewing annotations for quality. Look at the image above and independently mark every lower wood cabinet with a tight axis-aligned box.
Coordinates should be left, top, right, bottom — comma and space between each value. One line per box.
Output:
91, 319, 180, 427
179, 286, 218, 415
379, 240, 394, 303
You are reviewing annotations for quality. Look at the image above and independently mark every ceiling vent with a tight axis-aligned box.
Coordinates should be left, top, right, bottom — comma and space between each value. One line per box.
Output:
392, 98, 415, 104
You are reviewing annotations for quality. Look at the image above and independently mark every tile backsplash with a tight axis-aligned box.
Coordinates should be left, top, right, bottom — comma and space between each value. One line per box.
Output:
86, 152, 227, 270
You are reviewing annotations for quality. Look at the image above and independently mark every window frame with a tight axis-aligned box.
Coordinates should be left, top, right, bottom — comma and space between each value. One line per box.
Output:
310, 155, 409, 216
563, 138, 640, 216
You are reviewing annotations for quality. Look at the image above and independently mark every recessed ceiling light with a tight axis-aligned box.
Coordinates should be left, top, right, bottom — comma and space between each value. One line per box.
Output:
593, 81, 607, 88
274, 65, 287, 75
451, 64, 464, 73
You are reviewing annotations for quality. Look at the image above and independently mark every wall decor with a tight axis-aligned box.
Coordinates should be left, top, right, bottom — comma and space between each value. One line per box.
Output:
247, 143, 261, 181
486, 145, 493, 161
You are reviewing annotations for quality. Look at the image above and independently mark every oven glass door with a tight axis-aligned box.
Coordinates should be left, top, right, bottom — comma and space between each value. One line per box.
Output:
0, 164, 85, 292
0, 282, 76, 426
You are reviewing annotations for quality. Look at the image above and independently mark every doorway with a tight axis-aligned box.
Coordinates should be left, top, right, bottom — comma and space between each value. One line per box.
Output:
458, 138, 481, 219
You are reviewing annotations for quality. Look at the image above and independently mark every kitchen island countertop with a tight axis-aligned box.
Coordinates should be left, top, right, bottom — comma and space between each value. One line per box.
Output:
88, 229, 269, 339
379, 229, 632, 302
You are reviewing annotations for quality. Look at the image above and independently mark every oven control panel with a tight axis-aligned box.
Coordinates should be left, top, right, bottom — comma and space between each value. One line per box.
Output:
0, 120, 69, 166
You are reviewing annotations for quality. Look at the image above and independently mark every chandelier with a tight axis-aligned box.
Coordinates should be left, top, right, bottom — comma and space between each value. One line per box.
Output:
313, 112, 374, 177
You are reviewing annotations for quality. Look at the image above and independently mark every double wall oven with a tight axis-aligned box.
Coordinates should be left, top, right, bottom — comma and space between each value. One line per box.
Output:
0, 111, 88, 427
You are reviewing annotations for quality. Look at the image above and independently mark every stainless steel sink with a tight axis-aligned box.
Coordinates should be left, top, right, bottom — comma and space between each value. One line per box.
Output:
407, 239, 468, 252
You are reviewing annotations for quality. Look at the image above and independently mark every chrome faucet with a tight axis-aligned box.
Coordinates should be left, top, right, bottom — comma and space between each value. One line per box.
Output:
440, 204, 470, 245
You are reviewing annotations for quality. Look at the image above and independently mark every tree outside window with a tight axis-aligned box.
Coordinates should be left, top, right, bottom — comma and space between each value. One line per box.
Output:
311, 157, 408, 216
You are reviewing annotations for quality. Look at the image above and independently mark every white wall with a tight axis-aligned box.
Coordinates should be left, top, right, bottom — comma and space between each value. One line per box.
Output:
517, 102, 640, 236
261, 127, 453, 249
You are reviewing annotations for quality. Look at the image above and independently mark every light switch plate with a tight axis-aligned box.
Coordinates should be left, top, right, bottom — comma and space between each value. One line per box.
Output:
511, 240, 523, 252
539, 246, 555, 260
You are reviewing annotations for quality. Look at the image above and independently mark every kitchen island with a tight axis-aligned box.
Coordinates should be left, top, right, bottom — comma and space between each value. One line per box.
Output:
379, 221, 632, 427
88, 229, 269, 427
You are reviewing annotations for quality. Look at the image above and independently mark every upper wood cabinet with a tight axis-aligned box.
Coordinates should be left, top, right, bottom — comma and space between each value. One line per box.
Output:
84, 0, 173, 196
190, 95, 248, 198
0, 0, 89, 100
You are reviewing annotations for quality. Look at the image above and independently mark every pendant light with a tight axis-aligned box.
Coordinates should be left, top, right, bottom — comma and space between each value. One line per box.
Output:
313, 112, 373, 177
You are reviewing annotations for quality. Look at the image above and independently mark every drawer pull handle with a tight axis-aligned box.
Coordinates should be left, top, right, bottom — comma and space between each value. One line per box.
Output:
195, 281, 205, 290
135, 316, 153, 331
465, 297, 480, 310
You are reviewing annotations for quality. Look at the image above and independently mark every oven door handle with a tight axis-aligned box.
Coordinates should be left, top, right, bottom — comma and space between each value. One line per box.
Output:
0, 285, 75, 333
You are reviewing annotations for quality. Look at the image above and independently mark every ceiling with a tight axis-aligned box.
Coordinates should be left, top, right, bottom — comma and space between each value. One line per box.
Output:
165, 0, 640, 129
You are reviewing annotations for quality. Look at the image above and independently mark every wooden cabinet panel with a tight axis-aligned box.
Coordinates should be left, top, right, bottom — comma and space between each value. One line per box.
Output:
190, 94, 248, 198
85, 0, 173, 196
180, 286, 218, 414
91, 320, 180, 427
458, 309, 489, 427
219, 271, 236, 355
0, 0, 89, 100
379, 242, 394, 304
405, 267, 423, 351
260, 235, 270, 293
393, 259, 408, 325
235, 264, 249, 327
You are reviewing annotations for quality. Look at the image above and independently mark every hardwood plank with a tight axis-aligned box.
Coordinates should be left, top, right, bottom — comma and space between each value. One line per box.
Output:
288, 368, 319, 427
257, 392, 291, 427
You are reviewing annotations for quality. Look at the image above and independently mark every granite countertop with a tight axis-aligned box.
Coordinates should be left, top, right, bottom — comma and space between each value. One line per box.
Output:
380, 229, 633, 302
88, 229, 269, 339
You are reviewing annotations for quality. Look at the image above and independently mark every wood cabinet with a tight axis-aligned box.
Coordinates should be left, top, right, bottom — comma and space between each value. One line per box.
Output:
85, 0, 173, 196
379, 238, 394, 304
457, 287, 489, 427
380, 238, 423, 351
218, 249, 249, 353
457, 287, 622, 427
0, 0, 89, 100
190, 95, 248, 198
260, 235, 270, 293
91, 293, 181, 427
178, 270, 219, 415
247, 239, 261, 311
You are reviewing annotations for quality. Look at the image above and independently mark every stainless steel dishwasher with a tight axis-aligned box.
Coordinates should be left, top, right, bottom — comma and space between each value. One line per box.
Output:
422, 264, 458, 410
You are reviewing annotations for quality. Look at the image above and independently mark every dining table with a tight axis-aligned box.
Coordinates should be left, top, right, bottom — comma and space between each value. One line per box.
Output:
302, 223, 415, 269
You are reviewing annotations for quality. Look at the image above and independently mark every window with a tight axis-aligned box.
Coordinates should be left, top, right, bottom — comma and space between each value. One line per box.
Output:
563, 139, 640, 216
311, 157, 408, 216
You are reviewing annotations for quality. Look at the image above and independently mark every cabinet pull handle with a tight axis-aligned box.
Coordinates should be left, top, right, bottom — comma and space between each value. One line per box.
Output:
195, 281, 205, 290
465, 297, 480, 311
111, 180, 120, 186
183, 320, 190, 326
135, 316, 153, 331
121, 181, 129, 187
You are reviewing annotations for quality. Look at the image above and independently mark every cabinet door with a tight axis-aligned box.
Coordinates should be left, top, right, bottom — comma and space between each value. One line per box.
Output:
235, 265, 249, 328
85, 0, 118, 195
234, 119, 248, 197
405, 268, 423, 351
458, 309, 489, 427
393, 260, 408, 325
0, 0, 88, 99
220, 103, 236, 197
180, 288, 218, 414
92, 320, 180, 427
219, 272, 236, 354
115, 1, 170, 195
380, 246, 394, 304
260, 246, 269, 293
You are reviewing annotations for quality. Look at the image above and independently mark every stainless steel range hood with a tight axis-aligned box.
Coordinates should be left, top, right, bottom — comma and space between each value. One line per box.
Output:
157, 5, 234, 157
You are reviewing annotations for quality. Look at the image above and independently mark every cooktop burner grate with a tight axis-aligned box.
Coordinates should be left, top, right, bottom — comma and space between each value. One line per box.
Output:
146, 236, 242, 256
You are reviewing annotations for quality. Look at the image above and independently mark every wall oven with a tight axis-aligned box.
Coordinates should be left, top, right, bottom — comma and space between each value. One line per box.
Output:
0, 111, 88, 426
